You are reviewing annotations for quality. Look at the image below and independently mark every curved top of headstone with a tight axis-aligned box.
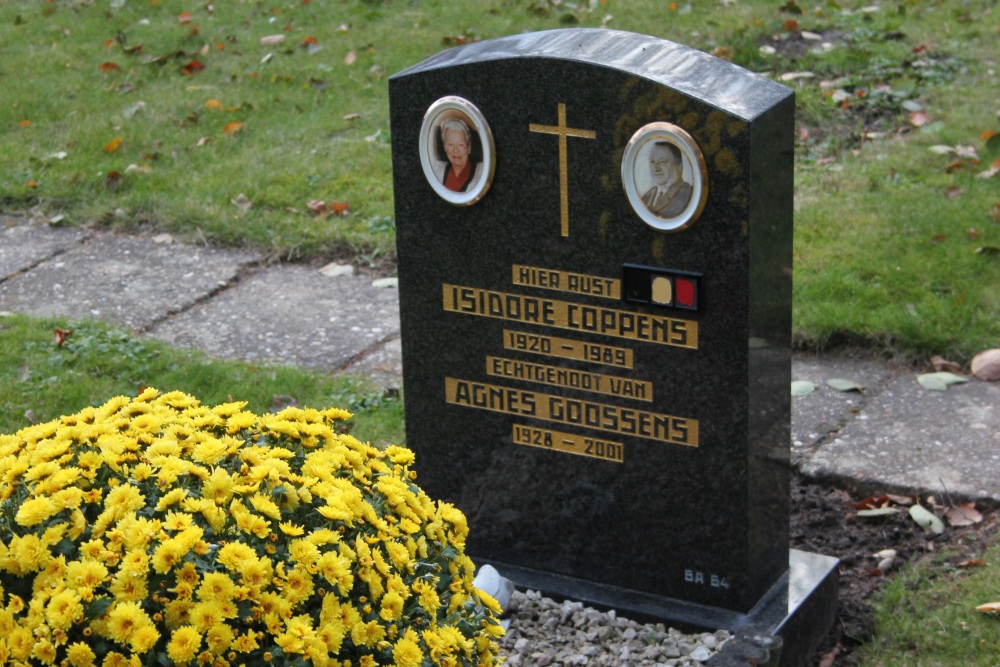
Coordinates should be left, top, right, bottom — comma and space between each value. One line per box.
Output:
391, 28, 791, 122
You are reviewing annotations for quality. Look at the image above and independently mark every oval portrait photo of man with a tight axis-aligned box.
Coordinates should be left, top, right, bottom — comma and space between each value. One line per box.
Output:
622, 122, 707, 232
418, 96, 496, 206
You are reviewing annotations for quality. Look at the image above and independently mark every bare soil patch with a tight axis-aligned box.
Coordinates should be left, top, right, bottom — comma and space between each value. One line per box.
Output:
791, 475, 997, 665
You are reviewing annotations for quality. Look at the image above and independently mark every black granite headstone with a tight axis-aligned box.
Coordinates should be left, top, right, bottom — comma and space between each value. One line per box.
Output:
390, 29, 837, 665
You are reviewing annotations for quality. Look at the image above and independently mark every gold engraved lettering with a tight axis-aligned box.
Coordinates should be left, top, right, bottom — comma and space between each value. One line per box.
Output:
528, 103, 597, 237
502, 329, 633, 369
487, 356, 651, 402
445, 378, 698, 447
512, 424, 624, 463
443, 284, 697, 349
512, 264, 621, 300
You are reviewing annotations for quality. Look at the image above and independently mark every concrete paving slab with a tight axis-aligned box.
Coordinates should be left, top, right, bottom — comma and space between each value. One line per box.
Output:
344, 337, 403, 390
0, 234, 261, 331
149, 266, 400, 373
0, 217, 90, 280
799, 374, 1000, 502
789, 354, 892, 466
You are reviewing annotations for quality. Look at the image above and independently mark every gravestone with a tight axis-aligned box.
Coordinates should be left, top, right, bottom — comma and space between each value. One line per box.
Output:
389, 29, 838, 665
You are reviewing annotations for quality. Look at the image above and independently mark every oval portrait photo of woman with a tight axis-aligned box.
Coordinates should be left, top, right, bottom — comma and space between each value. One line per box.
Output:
622, 122, 708, 232
418, 96, 496, 206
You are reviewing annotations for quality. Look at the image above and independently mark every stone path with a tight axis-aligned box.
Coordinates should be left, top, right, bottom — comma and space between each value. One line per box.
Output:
3, 216, 998, 502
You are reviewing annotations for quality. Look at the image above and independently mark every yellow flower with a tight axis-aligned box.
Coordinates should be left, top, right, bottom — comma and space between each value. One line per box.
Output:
167, 625, 202, 664
284, 564, 315, 605
129, 625, 161, 654
288, 538, 320, 566
15, 495, 59, 526
190, 600, 225, 632
32, 639, 57, 664
152, 539, 187, 574
217, 542, 256, 571
205, 623, 234, 655
392, 636, 424, 667
350, 620, 386, 648
162, 510, 195, 531
109, 569, 148, 602
66, 559, 108, 592
231, 630, 259, 653
278, 521, 304, 536
8, 626, 32, 660
106, 601, 153, 644
201, 468, 234, 505
66, 642, 97, 667
191, 437, 227, 465
249, 493, 281, 520
379, 590, 404, 621
10, 534, 53, 573
385, 445, 415, 466
154, 487, 188, 512
198, 572, 235, 602
100, 651, 130, 667
476, 589, 503, 615
45, 588, 84, 630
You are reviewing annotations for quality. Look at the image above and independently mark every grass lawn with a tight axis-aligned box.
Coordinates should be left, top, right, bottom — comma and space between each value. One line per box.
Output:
1, 0, 998, 359
0, 314, 405, 446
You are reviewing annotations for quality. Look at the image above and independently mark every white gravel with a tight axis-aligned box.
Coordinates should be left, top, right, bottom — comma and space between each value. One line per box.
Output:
498, 590, 732, 667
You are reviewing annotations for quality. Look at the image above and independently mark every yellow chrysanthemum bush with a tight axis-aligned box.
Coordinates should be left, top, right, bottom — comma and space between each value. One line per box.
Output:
0, 389, 504, 667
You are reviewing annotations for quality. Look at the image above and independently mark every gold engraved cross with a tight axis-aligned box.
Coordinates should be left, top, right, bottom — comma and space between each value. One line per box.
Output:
529, 103, 596, 237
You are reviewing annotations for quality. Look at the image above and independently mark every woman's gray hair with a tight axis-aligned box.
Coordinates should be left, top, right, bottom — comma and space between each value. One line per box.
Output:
439, 117, 471, 144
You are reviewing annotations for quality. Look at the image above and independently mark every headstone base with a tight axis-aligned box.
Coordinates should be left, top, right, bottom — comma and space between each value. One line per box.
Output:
484, 549, 838, 667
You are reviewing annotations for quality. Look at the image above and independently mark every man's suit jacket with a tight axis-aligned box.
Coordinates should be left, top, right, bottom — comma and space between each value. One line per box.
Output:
642, 181, 692, 218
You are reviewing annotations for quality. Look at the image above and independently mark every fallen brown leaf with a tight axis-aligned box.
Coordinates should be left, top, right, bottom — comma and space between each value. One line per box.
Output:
99, 61, 121, 72
344, 50, 357, 65
976, 602, 1000, 615
222, 121, 244, 136
54, 329, 73, 347
178, 10, 193, 24
817, 645, 841, 667
930, 355, 963, 374
944, 503, 982, 527
909, 110, 930, 127
850, 495, 892, 510
957, 559, 987, 568
103, 137, 123, 153
181, 60, 205, 76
